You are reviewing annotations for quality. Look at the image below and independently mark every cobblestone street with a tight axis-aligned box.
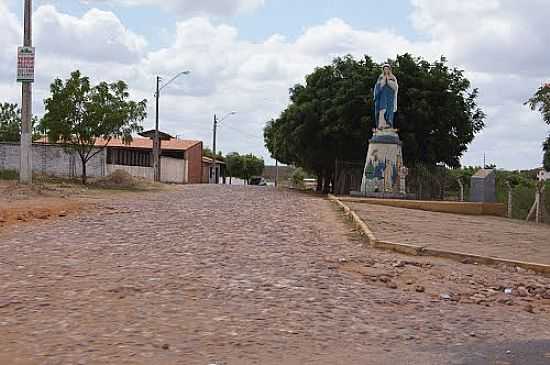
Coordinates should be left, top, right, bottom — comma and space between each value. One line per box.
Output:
1, 185, 550, 364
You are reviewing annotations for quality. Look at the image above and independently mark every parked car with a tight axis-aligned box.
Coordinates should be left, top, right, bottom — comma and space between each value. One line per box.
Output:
249, 176, 268, 186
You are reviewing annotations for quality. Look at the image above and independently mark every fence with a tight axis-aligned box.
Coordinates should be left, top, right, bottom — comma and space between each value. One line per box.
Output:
334, 160, 549, 225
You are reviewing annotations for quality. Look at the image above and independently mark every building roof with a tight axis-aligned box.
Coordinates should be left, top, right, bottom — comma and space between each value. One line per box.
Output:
106, 137, 201, 151
202, 156, 226, 165
36, 136, 202, 152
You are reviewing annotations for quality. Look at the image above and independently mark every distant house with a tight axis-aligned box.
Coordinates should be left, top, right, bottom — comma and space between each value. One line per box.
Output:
0, 136, 204, 184
202, 156, 226, 184
103, 137, 203, 184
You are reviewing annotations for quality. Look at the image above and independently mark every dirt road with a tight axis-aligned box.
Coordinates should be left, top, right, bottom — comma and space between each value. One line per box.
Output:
1, 185, 549, 364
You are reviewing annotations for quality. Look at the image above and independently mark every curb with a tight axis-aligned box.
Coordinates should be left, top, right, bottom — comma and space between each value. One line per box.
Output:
328, 194, 550, 275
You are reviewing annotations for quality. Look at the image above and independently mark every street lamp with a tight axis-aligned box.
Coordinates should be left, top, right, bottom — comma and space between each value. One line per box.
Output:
212, 111, 237, 184
153, 70, 190, 182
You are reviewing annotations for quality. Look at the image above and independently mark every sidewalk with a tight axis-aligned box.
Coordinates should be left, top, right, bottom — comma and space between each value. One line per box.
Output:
346, 201, 550, 266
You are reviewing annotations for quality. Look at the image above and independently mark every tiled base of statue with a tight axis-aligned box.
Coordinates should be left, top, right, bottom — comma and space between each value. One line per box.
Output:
358, 129, 407, 197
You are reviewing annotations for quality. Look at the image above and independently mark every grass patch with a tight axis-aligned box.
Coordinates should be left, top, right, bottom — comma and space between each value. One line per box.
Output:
0, 169, 18, 180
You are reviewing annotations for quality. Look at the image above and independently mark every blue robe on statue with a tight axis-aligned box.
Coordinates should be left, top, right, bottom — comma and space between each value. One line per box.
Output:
374, 77, 398, 129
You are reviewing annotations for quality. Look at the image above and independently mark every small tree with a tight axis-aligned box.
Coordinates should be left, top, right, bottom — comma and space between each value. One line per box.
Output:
41, 70, 147, 184
0, 102, 39, 142
225, 152, 243, 184
241, 154, 265, 183
526, 84, 550, 171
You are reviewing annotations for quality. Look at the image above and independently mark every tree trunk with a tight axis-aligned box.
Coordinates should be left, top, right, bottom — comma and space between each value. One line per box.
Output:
81, 158, 87, 185
316, 173, 323, 192
322, 171, 331, 194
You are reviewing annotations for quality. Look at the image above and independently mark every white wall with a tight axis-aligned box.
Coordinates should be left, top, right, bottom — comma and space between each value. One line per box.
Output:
0, 143, 106, 178
107, 164, 154, 180
107, 156, 186, 184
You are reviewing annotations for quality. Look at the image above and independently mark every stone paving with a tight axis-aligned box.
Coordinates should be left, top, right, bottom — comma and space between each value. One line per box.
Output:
348, 202, 550, 265
1, 185, 550, 364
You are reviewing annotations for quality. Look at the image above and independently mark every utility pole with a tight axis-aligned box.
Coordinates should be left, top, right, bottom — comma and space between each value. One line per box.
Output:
211, 112, 236, 184
212, 114, 218, 184
19, 0, 33, 184
152, 71, 190, 182
153, 76, 161, 182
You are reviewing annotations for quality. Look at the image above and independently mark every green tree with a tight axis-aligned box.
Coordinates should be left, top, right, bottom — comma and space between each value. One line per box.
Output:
241, 154, 265, 183
0, 103, 21, 142
225, 152, 243, 184
0, 102, 39, 142
203, 147, 224, 161
265, 54, 485, 192
526, 84, 550, 171
41, 70, 147, 184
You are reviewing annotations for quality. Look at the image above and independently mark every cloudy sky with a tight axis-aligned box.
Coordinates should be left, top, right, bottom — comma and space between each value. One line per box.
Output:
1, 0, 549, 169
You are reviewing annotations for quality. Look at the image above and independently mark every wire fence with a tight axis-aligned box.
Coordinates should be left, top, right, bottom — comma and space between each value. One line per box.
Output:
334, 160, 550, 224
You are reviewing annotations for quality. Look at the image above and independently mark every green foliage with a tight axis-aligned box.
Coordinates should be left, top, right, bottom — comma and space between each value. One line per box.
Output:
543, 137, 550, 171
0, 169, 18, 180
265, 54, 485, 185
241, 154, 265, 183
203, 147, 224, 161
0, 103, 21, 142
291, 168, 306, 189
225, 152, 243, 179
526, 84, 550, 125
526, 84, 550, 169
0, 103, 40, 142
41, 70, 147, 183
224, 152, 264, 183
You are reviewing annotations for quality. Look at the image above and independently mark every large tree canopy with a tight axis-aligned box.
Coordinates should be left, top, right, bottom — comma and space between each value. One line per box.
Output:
526, 84, 550, 171
42, 70, 147, 183
264, 54, 485, 190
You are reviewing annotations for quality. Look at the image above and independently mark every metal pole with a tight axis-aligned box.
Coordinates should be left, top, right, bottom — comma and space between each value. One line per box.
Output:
506, 181, 513, 219
212, 114, 217, 184
153, 76, 160, 182
275, 159, 279, 188
20, 0, 32, 184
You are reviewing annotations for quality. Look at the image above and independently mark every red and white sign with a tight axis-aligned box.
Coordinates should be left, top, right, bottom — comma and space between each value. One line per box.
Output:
17, 46, 35, 82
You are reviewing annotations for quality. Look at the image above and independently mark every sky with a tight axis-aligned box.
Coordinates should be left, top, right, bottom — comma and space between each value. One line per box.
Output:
1, 0, 549, 169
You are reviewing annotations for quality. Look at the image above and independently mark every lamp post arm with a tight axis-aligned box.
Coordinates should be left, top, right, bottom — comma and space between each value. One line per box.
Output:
159, 71, 190, 93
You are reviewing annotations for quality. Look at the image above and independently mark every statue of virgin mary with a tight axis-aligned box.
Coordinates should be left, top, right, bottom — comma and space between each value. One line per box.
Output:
374, 64, 398, 129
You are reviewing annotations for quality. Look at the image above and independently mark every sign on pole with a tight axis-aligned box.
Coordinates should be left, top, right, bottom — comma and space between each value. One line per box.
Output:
17, 46, 35, 83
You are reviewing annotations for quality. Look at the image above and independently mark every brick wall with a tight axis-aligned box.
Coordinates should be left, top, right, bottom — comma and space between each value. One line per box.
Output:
0, 143, 106, 178
185, 142, 203, 184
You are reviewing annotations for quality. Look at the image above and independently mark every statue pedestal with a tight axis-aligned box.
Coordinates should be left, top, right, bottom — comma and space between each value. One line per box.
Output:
359, 129, 407, 196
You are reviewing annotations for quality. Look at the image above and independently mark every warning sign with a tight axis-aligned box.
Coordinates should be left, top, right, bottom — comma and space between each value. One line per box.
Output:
17, 46, 35, 82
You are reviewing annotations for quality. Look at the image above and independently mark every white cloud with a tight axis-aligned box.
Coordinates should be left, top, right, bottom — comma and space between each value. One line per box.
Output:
0, 0, 548, 169
34, 5, 146, 63
410, 0, 550, 168
81, 0, 265, 16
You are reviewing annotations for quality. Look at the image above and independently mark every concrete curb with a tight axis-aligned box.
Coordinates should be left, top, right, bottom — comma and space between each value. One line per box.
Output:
328, 194, 550, 275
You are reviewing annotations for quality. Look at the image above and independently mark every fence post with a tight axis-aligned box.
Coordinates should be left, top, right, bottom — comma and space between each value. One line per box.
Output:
457, 178, 464, 202
536, 182, 545, 224
527, 181, 543, 223
506, 181, 513, 219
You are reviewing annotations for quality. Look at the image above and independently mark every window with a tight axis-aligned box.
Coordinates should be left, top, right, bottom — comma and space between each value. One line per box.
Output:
107, 148, 152, 167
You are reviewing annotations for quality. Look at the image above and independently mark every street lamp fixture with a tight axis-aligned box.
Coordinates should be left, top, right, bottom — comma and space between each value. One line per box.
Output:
153, 70, 191, 182
212, 111, 237, 184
